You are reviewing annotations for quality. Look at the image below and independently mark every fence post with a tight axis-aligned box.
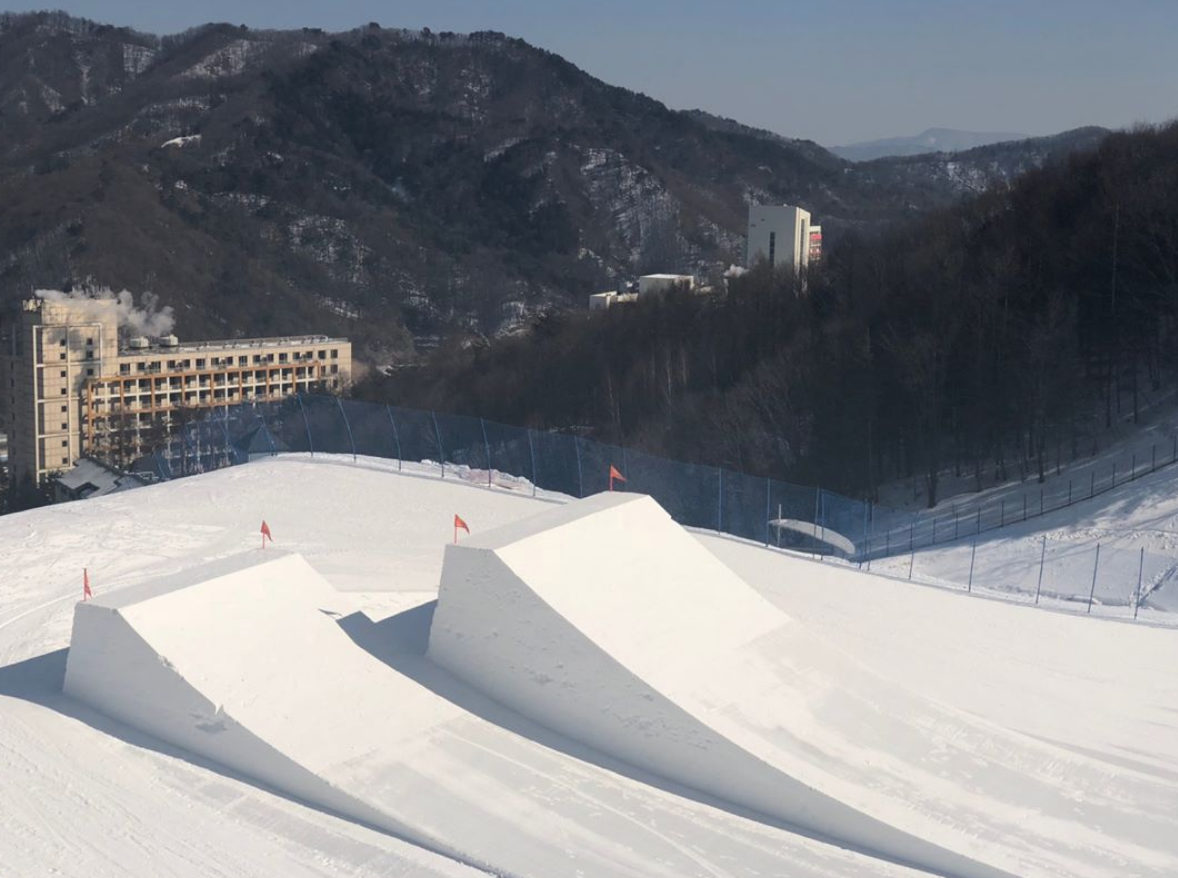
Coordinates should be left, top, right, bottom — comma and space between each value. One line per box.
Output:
1090, 471, 1095, 499
1087, 543, 1101, 614
975, 506, 981, 538
1000, 498, 1005, 527
716, 468, 723, 534
480, 418, 492, 487
908, 540, 915, 581
1067, 479, 1072, 506
764, 478, 771, 548
526, 428, 537, 497
967, 530, 977, 593
954, 509, 959, 541
296, 392, 314, 457
1134, 547, 1144, 620
430, 410, 444, 479
1035, 535, 1046, 605
335, 396, 356, 462
1112, 462, 1117, 488
932, 516, 938, 544
866, 504, 874, 572
885, 530, 891, 556
1022, 494, 1027, 522
909, 519, 915, 553
1131, 452, 1136, 481
813, 488, 822, 557
574, 435, 584, 498
385, 405, 402, 471
1152, 444, 1157, 473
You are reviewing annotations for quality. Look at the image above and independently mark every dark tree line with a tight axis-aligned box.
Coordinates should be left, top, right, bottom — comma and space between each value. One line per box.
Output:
357, 122, 1178, 507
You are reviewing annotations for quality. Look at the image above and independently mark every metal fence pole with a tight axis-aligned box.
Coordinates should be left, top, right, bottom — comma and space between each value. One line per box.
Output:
385, 405, 402, 471
908, 540, 915, 580
430, 410, 444, 479
480, 418, 492, 487
909, 519, 915, 553
1090, 471, 1095, 499
813, 488, 822, 557
716, 467, 723, 534
968, 530, 977, 593
1068, 479, 1072, 506
1022, 494, 1027, 522
764, 478, 771, 548
526, 428, 537, 497
335, 396, 356, 462
1000, 498, 1005, 527
574, 435, 584, 497
975, 506, 981, 538
1131, 452, 1136, 481
1087, 543, 1101, 614
1134, 547, 1144, 620
296, 392, 314, 456
1035, 535, 1046, 605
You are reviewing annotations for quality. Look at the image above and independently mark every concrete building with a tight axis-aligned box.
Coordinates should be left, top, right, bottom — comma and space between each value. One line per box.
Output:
746, 204, 812, 273
809, 225, 823, 263
637, 274, 695, 296
0, 296, 351, 485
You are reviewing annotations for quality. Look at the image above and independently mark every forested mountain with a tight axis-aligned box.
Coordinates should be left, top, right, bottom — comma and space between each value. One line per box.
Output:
357, 122, 1178, 506
831, 128, 1029, 162
0, 12, 1107, 362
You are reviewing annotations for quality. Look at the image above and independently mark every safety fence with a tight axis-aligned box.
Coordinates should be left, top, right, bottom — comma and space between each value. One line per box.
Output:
135, 394, 1176, 624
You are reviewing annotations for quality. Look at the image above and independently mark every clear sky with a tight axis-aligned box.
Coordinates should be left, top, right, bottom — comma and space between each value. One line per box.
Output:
10, 0, 1178, 145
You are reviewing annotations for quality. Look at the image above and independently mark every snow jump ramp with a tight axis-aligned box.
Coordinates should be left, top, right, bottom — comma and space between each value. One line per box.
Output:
429, 492, 1178, 878
63, 551, 936, 878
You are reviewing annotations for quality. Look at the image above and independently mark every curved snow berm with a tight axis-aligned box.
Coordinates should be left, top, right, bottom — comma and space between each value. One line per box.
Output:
63, 550, 935, 878
428, 493, 1178, 878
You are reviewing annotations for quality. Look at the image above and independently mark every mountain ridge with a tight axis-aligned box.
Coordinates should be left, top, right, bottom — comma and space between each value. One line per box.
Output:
0, 12, 1111, 363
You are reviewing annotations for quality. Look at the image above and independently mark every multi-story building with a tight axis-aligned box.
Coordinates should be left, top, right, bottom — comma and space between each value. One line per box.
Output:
0, 297, 351, 485
746, 204, 812, 273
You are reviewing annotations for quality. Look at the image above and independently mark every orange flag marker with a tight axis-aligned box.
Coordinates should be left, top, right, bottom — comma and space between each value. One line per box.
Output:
454, 513, 470, 544
83, 568, 92, 601
260, 520, 273, 549
609, 465, 627, 492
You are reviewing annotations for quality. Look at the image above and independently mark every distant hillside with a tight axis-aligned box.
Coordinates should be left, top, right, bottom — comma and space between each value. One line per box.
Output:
832, 128, 1030, 162
0, 12, 1111, 363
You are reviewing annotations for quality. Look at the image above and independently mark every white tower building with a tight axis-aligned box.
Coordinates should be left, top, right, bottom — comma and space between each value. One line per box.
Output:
746, 204, 812, 273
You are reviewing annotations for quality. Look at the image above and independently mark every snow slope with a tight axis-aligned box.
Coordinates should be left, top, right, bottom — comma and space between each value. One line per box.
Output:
431, 492, 1178, 878
2, 455, 1176, 876
2, 457, 933, 878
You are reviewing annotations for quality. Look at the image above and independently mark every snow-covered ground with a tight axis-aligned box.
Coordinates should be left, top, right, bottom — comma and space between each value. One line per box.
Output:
2, 454, 1176, 876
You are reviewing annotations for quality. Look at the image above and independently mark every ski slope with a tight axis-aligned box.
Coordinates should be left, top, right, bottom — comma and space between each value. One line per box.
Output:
2, 454, 1177, 877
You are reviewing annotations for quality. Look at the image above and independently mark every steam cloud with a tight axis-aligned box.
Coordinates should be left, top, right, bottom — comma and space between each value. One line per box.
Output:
35, 287, 176, 338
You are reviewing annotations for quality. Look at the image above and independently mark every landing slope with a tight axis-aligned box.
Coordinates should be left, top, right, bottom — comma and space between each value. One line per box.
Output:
430, 492, 1178, 878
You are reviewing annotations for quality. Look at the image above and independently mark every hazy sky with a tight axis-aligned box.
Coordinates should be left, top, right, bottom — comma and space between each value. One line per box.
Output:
12, 0, 1178, 144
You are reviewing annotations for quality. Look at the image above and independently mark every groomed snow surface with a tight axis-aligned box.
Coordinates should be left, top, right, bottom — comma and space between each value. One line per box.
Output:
2, 454, 1177, 877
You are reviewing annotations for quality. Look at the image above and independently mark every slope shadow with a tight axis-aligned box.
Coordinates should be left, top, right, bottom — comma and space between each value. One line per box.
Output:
0, 648, 442, 861
336, 603, 928, 871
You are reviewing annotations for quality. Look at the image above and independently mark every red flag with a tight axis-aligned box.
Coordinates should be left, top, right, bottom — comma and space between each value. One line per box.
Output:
454, 514, 470, 544
260, 520, 273, 548
83, 568, 92, 601
609, 465, 627, 492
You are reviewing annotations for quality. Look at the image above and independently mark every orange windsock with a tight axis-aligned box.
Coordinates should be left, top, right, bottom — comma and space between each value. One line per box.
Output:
454, 514, 470, 544
609, 465, 626, 491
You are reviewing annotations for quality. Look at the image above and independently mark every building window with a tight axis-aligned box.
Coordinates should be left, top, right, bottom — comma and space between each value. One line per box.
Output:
61, 439, 68, 447
86, 368, 94, 376
60, 370, 67, 377
331, 349, 339, 359
62, 457, 68, 464
61, 422, 67, 429
318, 350, 327, 360
330, 364, 338, 374
61, 405, 67, 412
86, 338, 93, 346
60, 388, 67, 395
196, 358, 206, 369
59, 339, 66, 346
120, 364, 130, 375
60, 352, 67, 360
238, 356, 247, 366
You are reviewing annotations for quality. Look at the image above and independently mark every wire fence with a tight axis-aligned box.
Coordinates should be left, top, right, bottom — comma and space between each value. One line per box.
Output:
134, 393, 1177, 626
